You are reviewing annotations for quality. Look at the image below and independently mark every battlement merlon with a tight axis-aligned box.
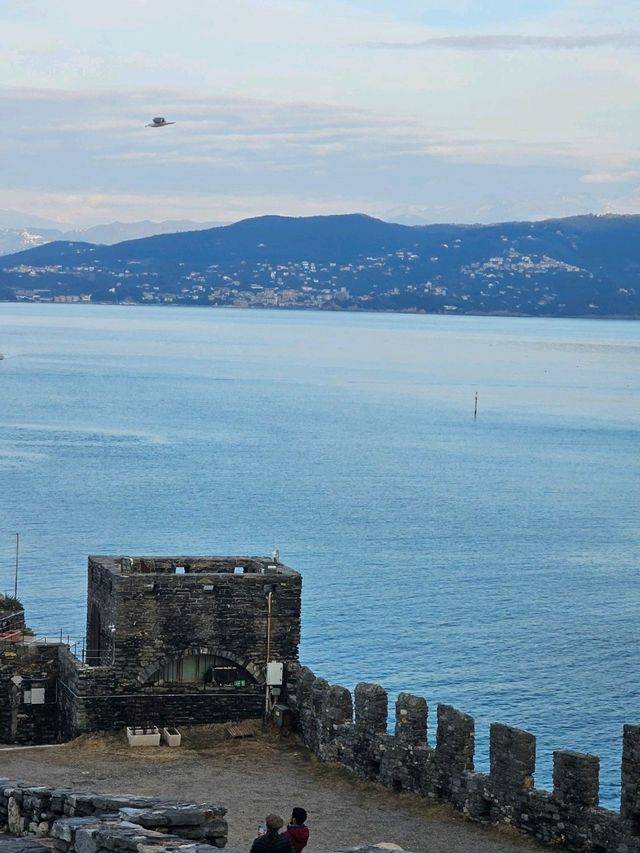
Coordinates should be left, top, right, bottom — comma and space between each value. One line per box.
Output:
88, 554, 299, 577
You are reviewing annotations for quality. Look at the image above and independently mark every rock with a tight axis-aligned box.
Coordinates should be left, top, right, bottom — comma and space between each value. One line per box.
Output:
7, 796, 25, 835
74, 828, 99, 853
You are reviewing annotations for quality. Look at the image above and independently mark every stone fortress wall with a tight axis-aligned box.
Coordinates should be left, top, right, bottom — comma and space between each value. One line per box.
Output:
59, 554, 301, 738
3, 555, 640, 853
0, 780, 229, 852
0, 555, 302, 742
286, 664, 640, 853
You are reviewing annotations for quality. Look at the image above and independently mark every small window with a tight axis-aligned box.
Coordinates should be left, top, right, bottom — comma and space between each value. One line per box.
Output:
175, 566, 185, 575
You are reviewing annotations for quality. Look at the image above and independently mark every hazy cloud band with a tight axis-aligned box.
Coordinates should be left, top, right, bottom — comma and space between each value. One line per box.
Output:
362, 32, 640, 51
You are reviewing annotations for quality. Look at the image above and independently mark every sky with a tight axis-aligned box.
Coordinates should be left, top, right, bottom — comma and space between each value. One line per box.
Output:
1, 0, 640, 226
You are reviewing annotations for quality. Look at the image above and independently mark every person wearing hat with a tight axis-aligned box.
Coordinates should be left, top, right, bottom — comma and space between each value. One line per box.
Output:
250, 814, 294, 853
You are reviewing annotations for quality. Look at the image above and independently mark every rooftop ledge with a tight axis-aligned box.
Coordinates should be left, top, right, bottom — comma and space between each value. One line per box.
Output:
89, 555, 299, 577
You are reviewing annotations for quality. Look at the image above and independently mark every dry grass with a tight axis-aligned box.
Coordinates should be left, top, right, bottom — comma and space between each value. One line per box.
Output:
66, 721, 285, 764
2, 726, 548, 852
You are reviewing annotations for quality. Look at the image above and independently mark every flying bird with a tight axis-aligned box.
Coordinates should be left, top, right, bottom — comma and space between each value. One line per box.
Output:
146, 117, 175, 128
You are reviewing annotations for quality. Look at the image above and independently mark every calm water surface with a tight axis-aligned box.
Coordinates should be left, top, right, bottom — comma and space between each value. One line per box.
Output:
0, 304, 638, 809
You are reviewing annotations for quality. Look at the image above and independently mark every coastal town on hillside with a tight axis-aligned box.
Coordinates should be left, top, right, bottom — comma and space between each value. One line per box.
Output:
1, 246, 601, 315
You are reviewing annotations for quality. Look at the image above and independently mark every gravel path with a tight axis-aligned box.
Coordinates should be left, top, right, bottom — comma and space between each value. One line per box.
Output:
0, 728, 548, 853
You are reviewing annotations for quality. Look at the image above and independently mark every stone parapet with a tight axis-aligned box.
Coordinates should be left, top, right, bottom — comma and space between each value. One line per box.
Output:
288, 665, 640, 853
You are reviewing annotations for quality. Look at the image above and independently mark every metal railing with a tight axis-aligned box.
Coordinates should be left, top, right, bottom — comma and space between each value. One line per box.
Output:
0, 610, 24, 630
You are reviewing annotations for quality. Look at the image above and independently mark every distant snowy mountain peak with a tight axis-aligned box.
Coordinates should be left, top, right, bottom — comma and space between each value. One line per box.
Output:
0, 217, 230, 255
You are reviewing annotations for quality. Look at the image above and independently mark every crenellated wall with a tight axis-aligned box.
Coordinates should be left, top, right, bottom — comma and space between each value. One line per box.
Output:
287, 664, 640, 853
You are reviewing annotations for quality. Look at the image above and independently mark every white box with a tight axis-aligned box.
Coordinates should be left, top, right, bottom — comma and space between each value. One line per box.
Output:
30, 687, 45, 705
126, 726, 160, 747
266, 661, 283, 686
161, 727, 181, 747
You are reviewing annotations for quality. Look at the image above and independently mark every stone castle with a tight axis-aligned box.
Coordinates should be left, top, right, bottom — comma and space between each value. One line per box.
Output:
2, 554, 640, 853
1, 554, 300, 741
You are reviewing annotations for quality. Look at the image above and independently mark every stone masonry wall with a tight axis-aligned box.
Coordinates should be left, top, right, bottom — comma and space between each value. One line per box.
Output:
288, 664, 640, 853
51, 555, 303, 738
0, 643, 60, 744
4, 555, 302, 741
0, 780, 230, 851
86, 557, 301, 688
56, 647, 264, 739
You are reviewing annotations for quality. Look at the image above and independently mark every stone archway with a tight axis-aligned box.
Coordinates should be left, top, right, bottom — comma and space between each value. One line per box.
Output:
138, 647, 265, 685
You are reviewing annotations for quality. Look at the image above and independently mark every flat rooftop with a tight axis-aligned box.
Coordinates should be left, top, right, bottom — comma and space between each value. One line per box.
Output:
89, 555, 299, 577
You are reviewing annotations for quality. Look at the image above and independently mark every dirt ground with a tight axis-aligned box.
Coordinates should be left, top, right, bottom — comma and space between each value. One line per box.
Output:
0, 725, 547, 853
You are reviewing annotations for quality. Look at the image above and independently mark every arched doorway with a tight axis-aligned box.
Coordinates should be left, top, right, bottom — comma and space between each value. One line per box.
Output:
149, 652, 257, 688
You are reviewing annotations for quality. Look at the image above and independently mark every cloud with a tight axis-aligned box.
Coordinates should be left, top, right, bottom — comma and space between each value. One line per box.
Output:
0, 84, 629, 226
0, 186, 378, 227
0, 85, 479, 170
580, 170, 640, 184
362, 32, 640, 51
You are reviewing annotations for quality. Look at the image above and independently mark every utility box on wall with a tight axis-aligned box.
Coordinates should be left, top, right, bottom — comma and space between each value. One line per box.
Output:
267, 661, 284, 686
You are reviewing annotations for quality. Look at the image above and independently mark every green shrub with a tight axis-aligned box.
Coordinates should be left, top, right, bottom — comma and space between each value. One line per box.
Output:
0, 595, 23, 613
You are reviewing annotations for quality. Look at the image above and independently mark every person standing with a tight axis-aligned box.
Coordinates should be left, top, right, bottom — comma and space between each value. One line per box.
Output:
250, 814, 294, 853
285, 808, 309, 853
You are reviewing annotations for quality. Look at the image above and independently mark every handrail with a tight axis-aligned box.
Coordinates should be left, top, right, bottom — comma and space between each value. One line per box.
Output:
0, 610, 24, 628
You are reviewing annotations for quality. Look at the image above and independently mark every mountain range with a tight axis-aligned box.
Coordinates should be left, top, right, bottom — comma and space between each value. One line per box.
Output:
1, 212, 639, 318
0, 216, 226, 255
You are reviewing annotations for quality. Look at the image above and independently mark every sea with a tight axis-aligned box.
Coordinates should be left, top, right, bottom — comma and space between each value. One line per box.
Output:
0, 303, 638, 809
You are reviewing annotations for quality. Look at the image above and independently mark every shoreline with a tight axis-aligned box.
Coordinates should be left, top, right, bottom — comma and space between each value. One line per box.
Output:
0, 299, 638, 321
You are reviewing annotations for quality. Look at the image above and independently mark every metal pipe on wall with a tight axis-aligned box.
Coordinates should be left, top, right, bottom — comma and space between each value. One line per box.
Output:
263, 591, 273, 727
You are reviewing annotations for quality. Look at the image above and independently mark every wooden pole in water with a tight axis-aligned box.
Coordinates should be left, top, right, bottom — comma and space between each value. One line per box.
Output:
474, 392, 478, 419
14, 532, 19, 599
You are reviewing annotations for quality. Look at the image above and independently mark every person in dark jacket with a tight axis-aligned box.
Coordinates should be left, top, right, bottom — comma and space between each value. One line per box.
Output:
285, 808, 309, 853
250, 814, 294, 853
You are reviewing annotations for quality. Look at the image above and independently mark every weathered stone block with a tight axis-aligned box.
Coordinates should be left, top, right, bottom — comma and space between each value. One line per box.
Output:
73, 828, 101, 853
394, 693, 427, 746
435, 705, 474, 775
325, 685, 353, 725
8, 796, 25, 835
490, 722, 536, 793
354, 683, 387, 735
622, 725, 640, 828
553, 750, 599, 808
